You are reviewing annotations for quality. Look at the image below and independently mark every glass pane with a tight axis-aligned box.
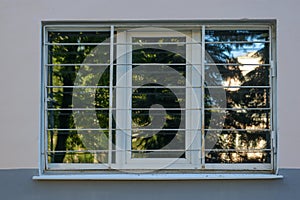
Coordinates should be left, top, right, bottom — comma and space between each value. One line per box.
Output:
205, 130, 271, 149
47, 88, 110, 109
47, 110, 109, 129
132, 65, 186, 86
48, 152, 108, 164
205, 128, 271, 164
205, 29, 269, 65
131, 36, 186, 158
205, 88, 270, 108
205, 151, 271, 163
47, 31, 114, 164
132, 37, 186, 63
206, 43, 269, 64
47, 130, 116, 164
48, 32, 111, 64
132, 110, 185, 128
132, 130, 185, 158
132, 88, 186, 107
47, 65, 111, 87
49, 32, 111, 43
205, 110, 271, 130
205, 65, 270, 86
205, 30, 269, 42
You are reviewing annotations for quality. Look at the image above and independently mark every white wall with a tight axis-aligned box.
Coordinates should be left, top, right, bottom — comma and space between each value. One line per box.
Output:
0, 0, 299, 169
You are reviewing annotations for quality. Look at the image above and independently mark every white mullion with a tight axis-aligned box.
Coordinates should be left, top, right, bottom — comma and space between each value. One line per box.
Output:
126, 32, 133, 164
108, 26, 114, 167
185, 31, 192, 164
116, 30, 128, 167
189, 29, 202, 168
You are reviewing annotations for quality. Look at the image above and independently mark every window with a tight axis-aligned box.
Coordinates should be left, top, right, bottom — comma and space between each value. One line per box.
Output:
42, 21, 277, 174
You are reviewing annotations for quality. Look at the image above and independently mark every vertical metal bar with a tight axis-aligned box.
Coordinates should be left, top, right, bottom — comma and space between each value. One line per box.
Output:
108, 26, 114, 167
201, 25, 206, 168
48, 32, 54, 164
268, 25, 274, 171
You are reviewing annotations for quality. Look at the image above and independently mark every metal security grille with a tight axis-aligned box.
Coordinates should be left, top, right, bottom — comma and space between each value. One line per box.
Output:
42, 22, 276, 172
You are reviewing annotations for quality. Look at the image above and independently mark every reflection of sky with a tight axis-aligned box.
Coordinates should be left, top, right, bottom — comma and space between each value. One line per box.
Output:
225, 43, 265, 58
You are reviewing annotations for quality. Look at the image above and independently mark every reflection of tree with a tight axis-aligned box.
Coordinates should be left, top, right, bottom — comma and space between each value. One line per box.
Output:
48, 32, 110, 163
132, 84, 182, 155
48, 29, 271, 164
131, 45, 186, 158
205, 30, 271, 163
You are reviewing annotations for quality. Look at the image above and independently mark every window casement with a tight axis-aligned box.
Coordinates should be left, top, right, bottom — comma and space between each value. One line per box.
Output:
41, 21, 277, 175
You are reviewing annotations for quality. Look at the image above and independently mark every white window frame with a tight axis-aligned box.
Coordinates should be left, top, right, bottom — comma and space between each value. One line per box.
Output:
39, 20, 278, 178
115, 28, 202, 169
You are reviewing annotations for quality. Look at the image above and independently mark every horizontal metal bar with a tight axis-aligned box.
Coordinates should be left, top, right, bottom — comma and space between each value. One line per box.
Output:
115, 63, 200, 66
47, 108, 109, 111
46, 86, 109, 88
131, 108, 198, 111
47, 148, 271, 154
47, 108, 202, 111
48, 128, 272, 132
205, 63, 271, 66
48, 129, 271, 133
45, 63, 110, 66
205, 108, 271, 111
118, 42, 201, 45
205, 86, 270, 89
46, 86, 202, 89
46, 63, 202, 66
204, 129, 271, 131
131, 149, 187, 152
46, 131, 107, 135
47, 128, 109, 131
205, 41, 269, 44
46, 128, 271, 132
126, 86, 190, 88
47, 149, 190, 153
45, 42, 202, 46
46, 107, 271, 111
47, 150, 109, 154
45, 42, 110, 46
127, 128, 194, 131
47, 128, 202, 131
205, 149, 271, 152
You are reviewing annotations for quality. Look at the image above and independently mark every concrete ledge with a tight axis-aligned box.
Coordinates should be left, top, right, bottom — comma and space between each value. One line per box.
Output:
33, 173, 283, 180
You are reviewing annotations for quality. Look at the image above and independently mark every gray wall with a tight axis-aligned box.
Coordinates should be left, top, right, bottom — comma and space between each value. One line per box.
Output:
0, 169, 298, 200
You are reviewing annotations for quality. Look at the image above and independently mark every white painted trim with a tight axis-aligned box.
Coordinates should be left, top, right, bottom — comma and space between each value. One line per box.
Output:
33, 173, 283, 180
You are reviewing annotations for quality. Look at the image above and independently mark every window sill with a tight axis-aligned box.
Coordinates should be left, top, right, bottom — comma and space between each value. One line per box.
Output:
33, 173, 283, 180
